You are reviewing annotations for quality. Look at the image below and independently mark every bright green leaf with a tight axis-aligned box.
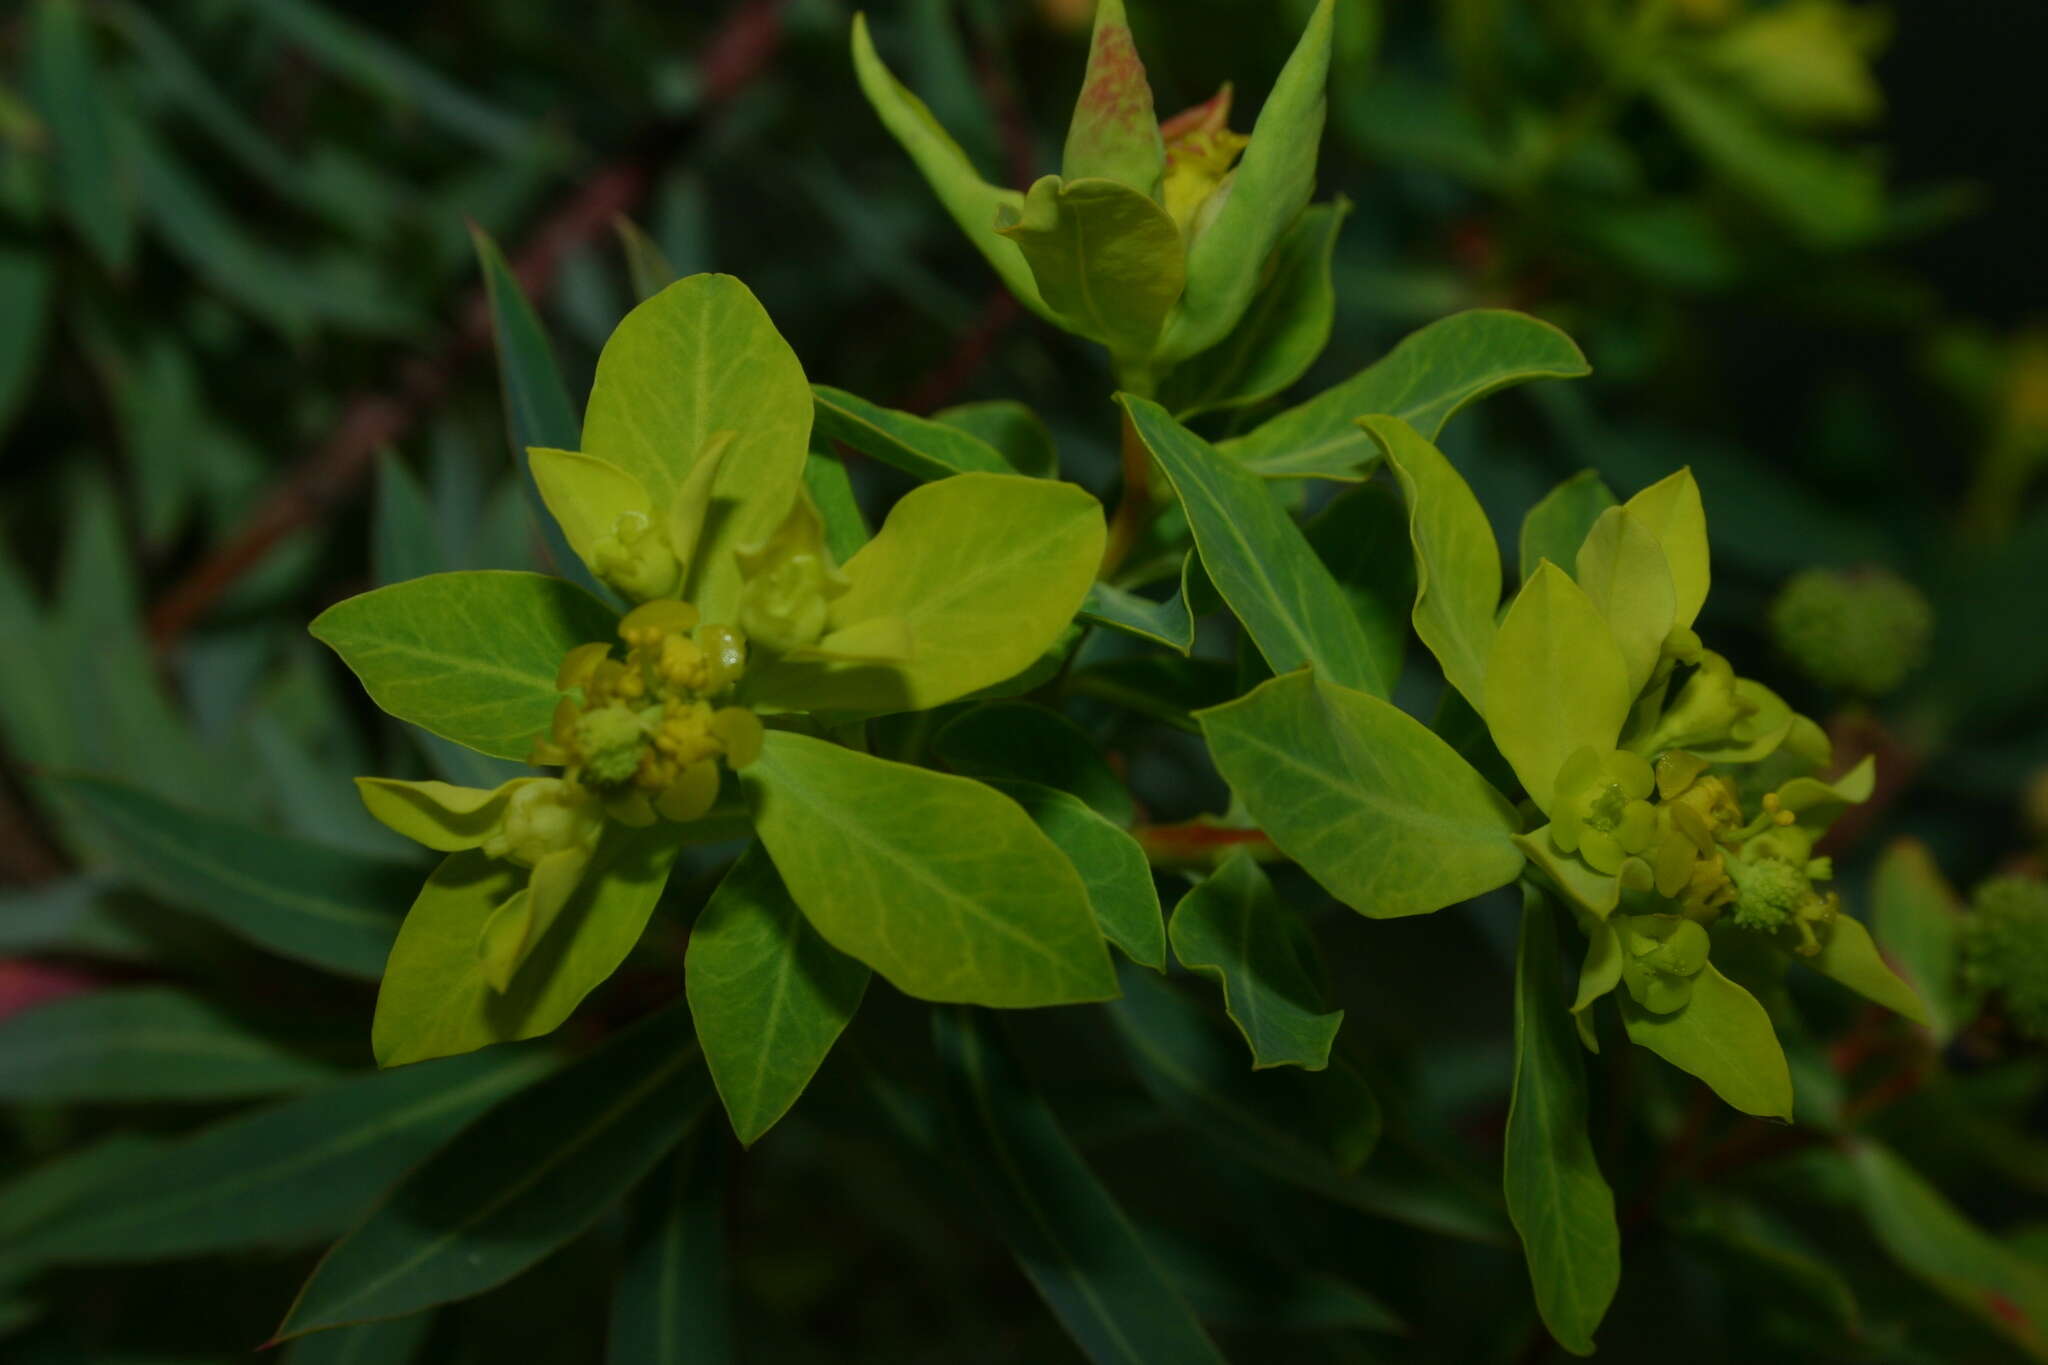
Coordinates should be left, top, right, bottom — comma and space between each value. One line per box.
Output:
811, 385, 1013, 482
686, 842, 870, 1146
372, 824, 682, 1067
1222, 310, 1591, 480
1504, 889, 1620, 1356
986, 779, 1165, 971
311, 570, 618, 761
1486, 563, 1631, 811
1198, 671, 1523, 918
1170, 850, 1342, 1069
1574, 507, 1677, 696
1801, 913, 1929, 1026
745, 731, 1115, 1008
1061, 0, 1163, 195
996, 175, 1185, 366
1370, 414, 1501, 712
744, 473, 1104, 715
1515, 828, 1624, 922
1620, 963, 1792, 1120
581, 274, 812, 619
529, 448, 655, 580
276, 1003, 711, 1339
1520, 470, 1618, 584
1621, 468, 1710, 629
1125, 395, 1389, 696
932, 1007, 1228, 1365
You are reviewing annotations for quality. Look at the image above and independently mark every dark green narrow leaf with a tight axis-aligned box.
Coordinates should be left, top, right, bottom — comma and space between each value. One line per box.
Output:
1083, 562, 1197, 656
0, 248, 51, 435
49, 775, 410, 979
686, 843, 869, 1146
373, 454, 449, 588
614, 215, 679, 303
27, 0, 136, 273
985, 780, 1166, 971
0, 1135, 164, 1247
283, 1314, 434, 1365
276, 1003, 711, 1340
934, 400, 1058, 477
1504, 889, 1619, 1356
932, 1007, 1228, 1365
608, 1131, 732, 1365
16, 1048, 550, 1263
1122, 395, 1390, 698
1169, 850, 1342, 1070
1144, 1227, 1405, 1335
812, 385, 1014, 481
803, 450, 870, 563
1304, 482, 1414, 709
934, 701, 1134, 826
0, 987, 341, 1102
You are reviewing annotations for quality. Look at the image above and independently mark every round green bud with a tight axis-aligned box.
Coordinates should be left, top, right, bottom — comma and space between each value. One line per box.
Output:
490, 778, 602, 868
1964, 875, 2048, 1041
591, 511, 682, 602
573, 705, 648, 786
1723, 854, 1815, 933
1768, 567, 1933, 697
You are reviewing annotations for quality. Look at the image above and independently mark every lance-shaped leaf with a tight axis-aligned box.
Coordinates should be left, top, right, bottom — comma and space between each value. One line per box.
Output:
0, 987, 340, 1102
986, 779, 1165, 971
745, 731, 1115, 1008
283, 1314, 433, 1365
580, 274, 811, 620
15, 1048, 549, 1263
850, 15, 1050, 321
1799, 913, 1928, 1025
1519, 470, 1618, 584
996, 175, 1185, 366
1620, 963, 1792, 1120
1161, 199, 1348, 418
1222, 310, 1590, 480
1061, 0, 1163, 195
1371, 415, 1502, 712
1871, 839, 1965, 1042
686, 842, 870, 1146
608, 1132, 731, 1365
528, 449, 656, 580
311, 571, 619, 761
1082, 552, 1198, 655
935, 400, 1058, 478
1486, 563, 1631, 812
372, 823, 682, 1067
804, 451, 870, 562
275, 1004, 712, 1340
1504, 889, 1620, 1356
1158, 0, 1332, 365
935, 700, 1133, 826
1621, 468, 1710, 629
1198, 671, 1523, 918
1846, 1140, 2048, 1359
29, 0, 137, 274
811, 385, 1013, 482
1170, 850, 1341, 1069
49, 775, 408, 979
743, 474, 1103, 715
932, 1007, 1228, 1365
1124, 395, 1389, 697
1574, 507, 1676, 697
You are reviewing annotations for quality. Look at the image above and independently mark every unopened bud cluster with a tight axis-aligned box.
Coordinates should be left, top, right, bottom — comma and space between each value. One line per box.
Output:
531, 598, 764, 828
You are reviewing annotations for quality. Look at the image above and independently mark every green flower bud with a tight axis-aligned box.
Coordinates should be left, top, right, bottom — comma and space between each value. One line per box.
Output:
1159, 87, 1248, 240
1963, 875, 2048, 1041
1550, 746, 1658, 875
1768, 567, 1933, 697
573, 705, 651, 786
590, 510, 682, 602
485, 778, 602, 868
1619, 914, 1711, 1014
736, 490, 847, 654
1644, 652, 1751, 753
1723, 850, 1837, 951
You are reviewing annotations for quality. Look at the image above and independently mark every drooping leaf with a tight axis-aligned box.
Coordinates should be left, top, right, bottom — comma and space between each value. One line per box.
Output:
1519, 470, 1617, 584
744, 474, 1104, 715
1157, 0, 1331, 365
1060, 0, 1163, 195
996, 175, 1185, 367
745, 731, 1116, 1008
984, 779, 1165, 971
1870, 838, 1965, 1042
16, 1048, 550, 1263
276, 1003, 711, 1339
581, 275, 813, 619
0, 987, 340, 1102
1799, 913, 1928, 1025
49, 775, 409, 979
1124, 395, 1389, 696
811, 385, 1013, 481
1485, 563, 1631, 812
849, 15, 1050, 320
1370, 414, 1501, 712
1574, 507, 1677, 696
1620, 963, 1792, 1120
311, 570, 619, 761
1169, 850, 1342, 1069
1162, 199, 1348, 418
932, 1007, 1228, 1365
372, 824, 682, 1067
686, 842, 870, 1146
1082, 553, 1198, 654
1222, 310, 1591, 479
1504, 889, 1620, 1356
608, 1131, 731, 1365
1198, 671, 1523, 918
935, 701, 1133, 825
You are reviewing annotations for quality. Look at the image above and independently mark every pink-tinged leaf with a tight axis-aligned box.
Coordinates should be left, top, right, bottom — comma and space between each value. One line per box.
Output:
1060, 0, 1164, 196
